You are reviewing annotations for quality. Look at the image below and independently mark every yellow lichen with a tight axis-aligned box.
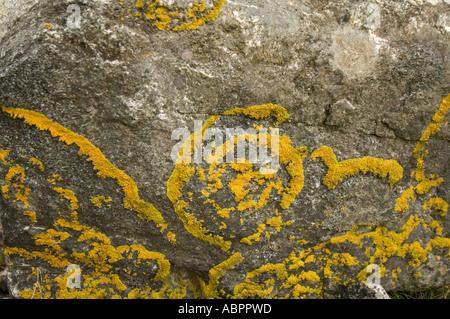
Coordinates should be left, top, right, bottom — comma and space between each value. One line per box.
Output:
395, 94, 450, 213
0, 150, 10, 165
222, 103, 290, 125
1, 106, 169, 236
311, 145, 403, 189
423, 197, 449, 217
2, 94, 450, 299
3, 164, 30, 208
29, 158, 45, 172
47, 174, 62, 185
394, 186, 416, 213
130, 0, 226, 32
23, 211, 37, 223
166, 231, 177, 245
197, 252, 243, 298
412, 94, 449, 194
90, 196, 112, 208
54, 187, 79, 211
240, 223, 266, 245
232, 263, 287, 298
172, 0, 226, 31
167, 103, 305, 251
7, 208, 176, 299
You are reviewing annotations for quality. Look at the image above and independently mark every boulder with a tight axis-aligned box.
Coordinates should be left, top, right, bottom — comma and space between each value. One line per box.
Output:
0, 0, 449, 298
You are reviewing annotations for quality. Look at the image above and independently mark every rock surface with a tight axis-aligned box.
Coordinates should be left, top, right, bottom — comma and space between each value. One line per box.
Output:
0, 0, 449, 299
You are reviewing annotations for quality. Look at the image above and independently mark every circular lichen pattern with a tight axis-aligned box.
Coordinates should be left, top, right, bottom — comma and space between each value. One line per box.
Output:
167, 104, 308, 252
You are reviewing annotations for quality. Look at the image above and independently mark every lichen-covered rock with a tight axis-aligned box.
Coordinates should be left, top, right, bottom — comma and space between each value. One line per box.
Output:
0, 0, 449, 299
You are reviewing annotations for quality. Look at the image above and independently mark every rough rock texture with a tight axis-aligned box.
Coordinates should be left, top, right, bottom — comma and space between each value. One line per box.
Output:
0, 0, 449, 299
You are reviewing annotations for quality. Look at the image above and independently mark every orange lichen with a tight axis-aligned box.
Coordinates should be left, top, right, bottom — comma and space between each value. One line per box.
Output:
172, 0, 227, 31
394, 186, 416, 213
2, 93, 450, 299
0, 150, 10, 165
197, 252, 243, 298
394, 94, 450, 213
222, 103, 290, 125
29, 158, 45, 172
23, 211, 37, 223
54, 187, 79, 211
423, 198, 449, 217
311, 145, 403, 189
1, 106, 169, 236
91, 196, 112, 208
3, 164, 30, 208
167, 104, 304, 251
131, 0, 226, 32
